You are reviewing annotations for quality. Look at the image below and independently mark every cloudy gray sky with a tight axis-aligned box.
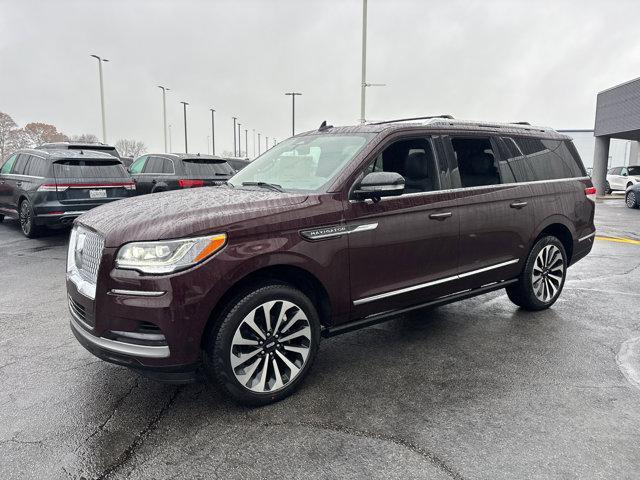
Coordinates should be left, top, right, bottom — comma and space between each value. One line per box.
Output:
1, 0, 639, 155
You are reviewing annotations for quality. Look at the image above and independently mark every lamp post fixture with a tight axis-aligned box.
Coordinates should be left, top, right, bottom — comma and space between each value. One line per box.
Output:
284, 92, 302, 136
158, 86, 170, 152
209, 108, 216, 155
90, 54, 109, 142
180, 101, 189, 153
232, 117, 238, 156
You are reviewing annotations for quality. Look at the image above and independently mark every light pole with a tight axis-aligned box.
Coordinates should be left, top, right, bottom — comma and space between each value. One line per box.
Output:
258, 133, 261, 155
359, 0, 385, 124
237, 123, 242, 156
232, 117, 237, 156
285, 92, 302, 136
244, 129, 248, 158
180, 101, 189, 153
158, 86, 170, 152
207, 136, 210, 155
209, 108, 216, 155
168, 124, 172, 152
252, 129, 256, 157
265, 136, 269, 151
273, 138, 276, 148
90, 54, 109, 142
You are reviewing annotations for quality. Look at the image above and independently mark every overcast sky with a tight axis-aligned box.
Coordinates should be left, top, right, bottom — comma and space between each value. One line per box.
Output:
1, 0, 639, 155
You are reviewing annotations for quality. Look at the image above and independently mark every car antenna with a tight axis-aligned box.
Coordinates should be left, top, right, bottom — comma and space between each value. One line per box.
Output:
318, 120, 333, 131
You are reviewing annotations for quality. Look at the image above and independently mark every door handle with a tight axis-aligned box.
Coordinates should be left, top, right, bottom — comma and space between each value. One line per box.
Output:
510, 201, 528, 209
151, 179, 157, 184
429, 212, 452, 220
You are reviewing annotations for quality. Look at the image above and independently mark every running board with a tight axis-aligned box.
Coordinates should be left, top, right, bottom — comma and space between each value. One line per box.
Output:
322, 279, 518, 338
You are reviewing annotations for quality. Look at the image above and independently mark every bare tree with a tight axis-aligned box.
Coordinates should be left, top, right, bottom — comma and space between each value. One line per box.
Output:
115, 139, 147, 158
70, 133, 99, 143
7, 128, 32, 153
0, 112, 18, 158
24, 122, 68, 146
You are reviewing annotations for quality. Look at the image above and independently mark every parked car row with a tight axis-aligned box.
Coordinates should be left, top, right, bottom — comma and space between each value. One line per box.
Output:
0, 143, 250, 237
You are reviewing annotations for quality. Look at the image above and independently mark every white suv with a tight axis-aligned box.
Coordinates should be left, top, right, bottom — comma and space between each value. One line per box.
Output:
606, 165, 640, 193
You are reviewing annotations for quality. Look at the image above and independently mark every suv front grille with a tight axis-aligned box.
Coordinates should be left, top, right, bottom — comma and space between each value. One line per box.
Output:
77, 228, 105, 284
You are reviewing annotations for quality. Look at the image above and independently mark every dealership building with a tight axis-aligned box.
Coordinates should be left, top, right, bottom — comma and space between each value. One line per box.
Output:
590, 77, 640, 194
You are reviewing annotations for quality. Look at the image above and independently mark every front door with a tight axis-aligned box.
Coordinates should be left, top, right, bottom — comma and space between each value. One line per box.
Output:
0, 153, 18, 211
128, 155, 150, 194
344, 135, 460, 318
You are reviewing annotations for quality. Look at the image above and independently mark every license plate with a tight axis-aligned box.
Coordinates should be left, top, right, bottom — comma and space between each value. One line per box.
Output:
89, 189, 107, 199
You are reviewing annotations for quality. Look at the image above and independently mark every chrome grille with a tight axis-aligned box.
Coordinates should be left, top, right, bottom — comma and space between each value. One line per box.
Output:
77, 228, 104, 284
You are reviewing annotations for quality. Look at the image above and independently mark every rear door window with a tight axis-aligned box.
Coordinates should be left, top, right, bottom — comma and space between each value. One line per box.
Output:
183, 159, 234, 176
449, 137, 501, 187
12, 154, 31, 175
53, 159, 128, 179
162, 158, 174, 174
24, 156, 49, 177
143, 157, 165, 174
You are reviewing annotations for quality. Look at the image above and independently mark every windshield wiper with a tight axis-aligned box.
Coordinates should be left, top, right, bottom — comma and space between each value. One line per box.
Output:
241, 181, 284, 192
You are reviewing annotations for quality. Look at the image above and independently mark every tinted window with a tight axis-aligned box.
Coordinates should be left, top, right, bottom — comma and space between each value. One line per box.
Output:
1, 154, 18, 174
24, 156, 49, 177
366, 137, 440, 193
628, 166, 640, 176
12, 154, 31, 175
513, 138, 576, 181
162, 158, 174, 174
144, 157, 165, 174
53, 159, 128, 179
183, 159, 234, 176
450, 137, 501, 187
129, 156, 147, 174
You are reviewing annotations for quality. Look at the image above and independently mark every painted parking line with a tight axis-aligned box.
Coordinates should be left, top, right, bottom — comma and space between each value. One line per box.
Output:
595, 235, 640, 245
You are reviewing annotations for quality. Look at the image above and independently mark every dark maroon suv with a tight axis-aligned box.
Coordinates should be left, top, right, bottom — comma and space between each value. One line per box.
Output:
67, 117, 596, 405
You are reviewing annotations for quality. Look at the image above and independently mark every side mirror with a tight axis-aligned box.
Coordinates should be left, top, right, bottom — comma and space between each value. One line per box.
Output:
352, 171, 405, 200
622, 172, 628, 177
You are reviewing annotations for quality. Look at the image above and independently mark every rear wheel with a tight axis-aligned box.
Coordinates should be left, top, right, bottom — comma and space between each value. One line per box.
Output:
0, 214, 4, 223
506, 236, 567, 311
19, 199, 42, 238
627, 191, 639, 209
605, 181, 612, 195
204, 283, 320, 406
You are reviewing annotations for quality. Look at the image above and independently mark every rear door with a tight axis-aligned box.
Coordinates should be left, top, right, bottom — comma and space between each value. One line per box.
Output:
447, 135, 534, 289
128, 155, 149, 194
53, 158, 133, 205
6, 153, 32, 210
182, 158, 235, 186
345, 134, 460, 318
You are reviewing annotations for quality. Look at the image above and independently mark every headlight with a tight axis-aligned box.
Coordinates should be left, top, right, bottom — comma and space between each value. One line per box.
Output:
115, 233, 227, 274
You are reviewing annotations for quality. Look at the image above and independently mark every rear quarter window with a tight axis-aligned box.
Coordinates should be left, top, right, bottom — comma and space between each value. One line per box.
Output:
53, 159, 128, 179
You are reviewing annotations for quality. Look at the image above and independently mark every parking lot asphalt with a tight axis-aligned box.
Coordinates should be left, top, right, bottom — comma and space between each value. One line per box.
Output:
1, 200, 639, 480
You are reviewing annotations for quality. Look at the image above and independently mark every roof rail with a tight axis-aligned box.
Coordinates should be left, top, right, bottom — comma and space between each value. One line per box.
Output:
511, 121, 531, 125
371, 115, 454, 125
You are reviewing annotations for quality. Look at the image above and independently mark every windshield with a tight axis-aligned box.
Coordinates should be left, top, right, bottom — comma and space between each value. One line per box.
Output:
183, 159, 234, 176
628, 166, 640, 176
228, 133, 374, 192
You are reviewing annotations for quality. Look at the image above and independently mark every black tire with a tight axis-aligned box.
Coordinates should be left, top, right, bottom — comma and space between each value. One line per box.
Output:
0, 214, 4, 223
151, 187, 166, 194
627, 191, 639, 209
627, 182, 633, 190
605, 182, 612, 195
19, 199, 43, 238
506, 236, 567, 311
204, 283, 321, 406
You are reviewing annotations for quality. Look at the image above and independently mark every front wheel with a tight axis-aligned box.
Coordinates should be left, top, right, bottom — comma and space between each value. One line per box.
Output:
204, 283, 320, 406
627, 191, 639, 209
506, 236, 567, 311
605, 182, 612, 195
0, 214, 4, 223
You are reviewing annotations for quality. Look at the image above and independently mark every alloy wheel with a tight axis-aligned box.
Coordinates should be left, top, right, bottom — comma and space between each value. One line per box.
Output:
627, 192, 637, 208
229, 300, 311, 393
531, 244, 565, 303
20, 202, 31, 235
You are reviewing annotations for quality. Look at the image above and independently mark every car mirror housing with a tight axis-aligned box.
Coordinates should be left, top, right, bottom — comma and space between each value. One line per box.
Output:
352, 171, 405, 200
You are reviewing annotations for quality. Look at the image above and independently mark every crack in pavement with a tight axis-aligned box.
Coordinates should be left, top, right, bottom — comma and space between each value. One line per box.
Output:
74, 379, 141, 453
94, 386, 181, 480
264, 420, 466, 480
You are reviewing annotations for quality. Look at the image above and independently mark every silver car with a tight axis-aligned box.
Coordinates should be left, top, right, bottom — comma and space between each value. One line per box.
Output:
606, 165, 640, 193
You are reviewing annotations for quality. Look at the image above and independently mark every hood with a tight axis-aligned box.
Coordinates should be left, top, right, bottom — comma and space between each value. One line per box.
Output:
77, 185, 308, 247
